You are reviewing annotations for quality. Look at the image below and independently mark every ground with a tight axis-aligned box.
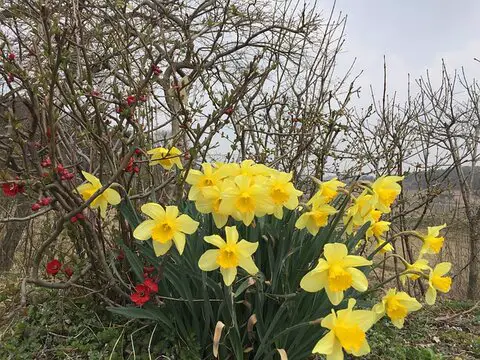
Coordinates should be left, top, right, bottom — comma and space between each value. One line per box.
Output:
1, 282, 479, 359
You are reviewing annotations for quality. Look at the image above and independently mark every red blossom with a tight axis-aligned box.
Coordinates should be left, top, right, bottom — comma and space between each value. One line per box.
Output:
76, 213, 85, 220
143, 266, 155, 275
151, 64, 162, 75
31, 203, 41, 211
41, 156, 52, 167
133, 166, 140, 173
224, 107, 234, 115
126, 95, 136, 106
130, 284, 151, 306
6, 73, 14, 83
70, 216, 78, 223
63, 266, 74, 278
2, 182, 24, 197
134, 148, 143, 156
7, 52, 15, 61
56, 164, 65, 173
39, 197, 52, 206
90, 90, 100, 97
143, 278, 158, 293
46, 259, 62, 276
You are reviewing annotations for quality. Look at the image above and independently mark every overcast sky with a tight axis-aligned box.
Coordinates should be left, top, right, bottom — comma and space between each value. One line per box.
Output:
322, 0, 480, 106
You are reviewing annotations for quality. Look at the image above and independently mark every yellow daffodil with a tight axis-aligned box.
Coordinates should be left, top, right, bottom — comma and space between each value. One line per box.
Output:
147, 146, 183, 170
186, 163, 235, 201
76, 171, 121, 218
375, 239, 394, 254
426, 262, 452, 305
194, 181, 232, 228
133, 203, 199, 256
198, 226, 259, 286
229, 159, 271, 178
267, 172, 303, 219
344, 191, 377, 234
373, 288, 421, 328
366, 210, 391, 239
400, 258, 430, 285
295, 203, 337, 236
300, 243, 372, 305
219, 175, 274, 225
312, 298, 375, 359
419, 224, 447, 255
371, 175, 403, 213
308, 177, 345, 206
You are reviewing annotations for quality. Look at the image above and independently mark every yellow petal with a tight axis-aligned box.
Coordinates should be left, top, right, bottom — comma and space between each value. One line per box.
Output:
238, 256, 259, 275
236, 240, 258, 257
204, 235, 226, 248
295, 213, 308, 229
425, 286, 437, 305
321, 311, 337, 330
350, 338, 370, 357
349, 310, 376, 332
198, 249, 220, 271
347, 268, 369, 292
325, 286, 343, 305
177, 214, 199, 234
104, 188, 121, 205
81, 171, 101, 187
392, 317, 405, 329
141, 203, 165, 220
133, 220, 156, 240
153, 240, 172, 256
434, 262, 452, 276
225, 226, 239, 245
213, 213, 229, 228
165, 205, 179, 219
312, 330, 336, 355
326, 340, 344, 360
220, 267, 237, 286
396, 293, 422, 312
76, 183, 96, 197
342, 255, 372, 268
323, 243, 347, 263
98, 199, 108, 218
186, 169, 203, 185
173, 232, 186, 255
300, 270, 328, 293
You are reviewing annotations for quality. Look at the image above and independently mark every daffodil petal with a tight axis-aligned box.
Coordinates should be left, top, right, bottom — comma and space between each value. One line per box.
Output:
81, 171, 101, 187
347, 267, 369, 292
165, 205, 179, 219
220, 267, 237, 286
152, 240, 172, 256
133, 220, 156, 240
323, 243, 348, 263
325, 286, 343, 306
141, 203, 165, 220
224, 226, 239, 245
173, 232, 186, 255
300, 270, 328, 293
177, 214, 199, 234
326, 339, 344, 360
349, 310, 376, 332
391, 317, 405, 329
104, 188, 121, 205
321, 311, 337, 330
204, 235, 226, 248
212, 213, 229, 228
98, 199, 108, 218
198, 249, 220, 271
434, 262, 452, 276
350, 338, 370, 357
342, 255, 372, 268
312, 330, 336, 355
425, 286, 437, 305
236, 240, 259, 257
238, 256, 259, 275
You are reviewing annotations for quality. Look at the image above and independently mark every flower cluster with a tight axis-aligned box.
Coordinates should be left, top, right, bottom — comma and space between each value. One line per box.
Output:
2, 182, 25, 197
46, 259, 74, 278
130, 277, 159, 306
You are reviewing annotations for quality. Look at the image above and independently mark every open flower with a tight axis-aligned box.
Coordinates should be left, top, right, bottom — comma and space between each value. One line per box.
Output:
143, 278, 158, 293
46, 259, 62, 276
198, 226, 259, 286
194, 181, 232, 228
130, 284, 151, 306
186, 163, 233, 201
400, 258, 430, 285
2, 182, 25, 197
300, 243, 372, 305
344, 192, 377, 234
312, 298, 375, 359
373, 288, 421, 328
375, 239, 394, 254
366, 210, 391, 239
295, 203, 337, 236
371, 175, 403, 213
133, 203, 199, 256
267, 171, 303, 219
419, 224, 447, 254
426, 262, 452, 305
219, 175, 274, 225
147, 146, 183, 170
76, 171, 121, 218
307, 177, 345, 207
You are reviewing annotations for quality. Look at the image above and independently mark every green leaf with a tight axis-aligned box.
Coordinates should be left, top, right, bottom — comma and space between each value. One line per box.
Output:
107, 306, 172, 329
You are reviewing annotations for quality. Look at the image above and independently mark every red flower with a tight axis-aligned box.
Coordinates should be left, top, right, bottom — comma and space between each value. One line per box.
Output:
90, 90, 100, 97
225, 107, 234, 115
39, 197, 52, 206
7, 73, 14, 83
126, 95, 136, 106
70, 215, 78, 223
2, 182, 24, 197
46, 259, 62, 276
139, 95, 148, 102
41, 156, 52, 167
56, 164, 65, 174
7, 53, 15, 61
143, 278, 158, 293
133, 166, 140, 173
130, 284, 151, 306
63, 266, 74, 278
31, 203, 41, 211
151, 64, 162, 75
134, 148, 143, 156
76, 213, 85, 220
124, 157, 134, 172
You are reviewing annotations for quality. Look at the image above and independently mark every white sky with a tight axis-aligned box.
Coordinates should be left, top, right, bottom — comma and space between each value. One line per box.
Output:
322, 0, 480, 106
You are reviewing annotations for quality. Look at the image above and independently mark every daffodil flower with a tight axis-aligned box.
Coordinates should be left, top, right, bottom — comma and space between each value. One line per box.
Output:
371, 175, 403, 213
312, 298, 375, 359
186, 163, 235, 201
295, 203, 337, 236
366, 210, 391, 239
375, 239, 394, 254
194, 180, 232, 228
133, 203, 199, 256
400, 258, 430, 285
198, 226, 259, 286
147, 146, 183, 170
373, 288, 421, 328
300, 243, 373, 305
219, 175, 274, 225
426, 262, 452, 305
76, 171, 121, 218
344, 192, 377, 234
308, 177, 345, 207
419, 224, 447, 254
267, 172, 303, 219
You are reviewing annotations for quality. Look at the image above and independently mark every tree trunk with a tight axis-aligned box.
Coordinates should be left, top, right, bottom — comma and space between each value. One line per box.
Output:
467, 221, 480, 299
